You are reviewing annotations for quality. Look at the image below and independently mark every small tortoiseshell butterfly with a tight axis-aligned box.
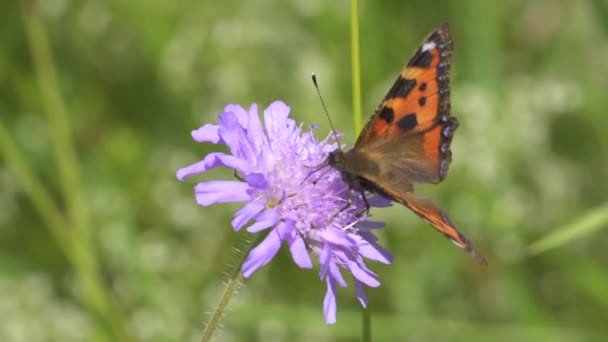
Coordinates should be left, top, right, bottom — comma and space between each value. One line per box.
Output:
328, 23, 486, 264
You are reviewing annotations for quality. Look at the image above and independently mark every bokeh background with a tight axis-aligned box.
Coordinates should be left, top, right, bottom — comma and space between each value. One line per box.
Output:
2, 0, 608, 341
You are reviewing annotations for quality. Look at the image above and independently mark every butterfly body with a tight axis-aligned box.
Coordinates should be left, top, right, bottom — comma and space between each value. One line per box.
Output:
328, 23, 486, 264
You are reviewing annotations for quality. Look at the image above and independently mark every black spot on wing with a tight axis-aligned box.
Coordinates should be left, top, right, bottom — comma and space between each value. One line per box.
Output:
388, 77, 417, 98
408, 50, 432, 68
397, 113, 418, 131
418, 96, 426, 106
418, 82, 427, 92
378, 107, 394, 123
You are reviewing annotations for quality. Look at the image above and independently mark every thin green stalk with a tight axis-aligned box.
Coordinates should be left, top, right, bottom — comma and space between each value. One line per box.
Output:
19, 1, 133, 340
20, 0, 90, 241
528, 202, 608, 256
201, 236, 262, 342
0, 122, 73, 256
350, 0, 370, 341
362, 303, 371, 342
351, 0, 363, 134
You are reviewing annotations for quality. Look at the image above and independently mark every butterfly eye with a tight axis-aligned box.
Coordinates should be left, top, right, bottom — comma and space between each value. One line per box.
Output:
327, 151, 336, 164
327, 150, 344, 167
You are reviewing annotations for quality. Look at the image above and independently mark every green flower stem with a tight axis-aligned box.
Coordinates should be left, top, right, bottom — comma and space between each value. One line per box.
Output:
351, 0, 363, 133
19, 1, 132, 340
362, 303, 371, 342
350, 0, 370, 341
201, 235, 262, 342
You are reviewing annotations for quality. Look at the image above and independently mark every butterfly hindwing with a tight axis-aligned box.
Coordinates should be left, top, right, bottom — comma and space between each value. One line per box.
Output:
360, 176, 486, 264
400, 195, 486, 264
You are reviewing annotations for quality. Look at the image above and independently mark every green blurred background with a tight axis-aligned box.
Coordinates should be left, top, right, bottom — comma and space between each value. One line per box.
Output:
2, 0, 608, 341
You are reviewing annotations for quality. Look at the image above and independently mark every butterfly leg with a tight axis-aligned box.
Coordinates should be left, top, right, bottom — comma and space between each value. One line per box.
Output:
331, 189, 370, 224
329, 188, 360, 223
359, 190, 370, 215
333, 190, 354, 218
301, 162, 329, 185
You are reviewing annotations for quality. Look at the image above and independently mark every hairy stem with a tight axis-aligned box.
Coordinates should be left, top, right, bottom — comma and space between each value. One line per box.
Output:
200, 236, 262, 342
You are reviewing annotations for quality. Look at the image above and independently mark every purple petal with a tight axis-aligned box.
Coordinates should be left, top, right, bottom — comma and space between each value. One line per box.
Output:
246, 173, 269, 190
232, 201, 266, 231
354, 280, 368, 308
242, 228, 282, 278
247, 209, 280, 233
263, 101, 290, 138
330, 248, 376, 286
176, 153, 250, 181
323, 278, 337, 324
191, 124, 220, 143
218, 112, 248, 156
328, 257, 346, 287
368, 195, 393, 207
283, 221, 312, 269
348, 261, 379, 287
194, 181, 250, 206
357, 239, 393, 264
319, 243, 331, 277
246, 104, 265, 147
357, 220, 386, 230
224, 104, 249, 128
320, 228, 356, 248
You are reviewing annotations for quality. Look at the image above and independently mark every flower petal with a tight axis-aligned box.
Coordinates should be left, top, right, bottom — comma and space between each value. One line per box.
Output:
246, 103, 265, 147
354, 280, 368, 308
191, 124, 220, 143
218, 112, 249, 156
194, 181, 250, 206
247, 209, 280, 233
283, 221, 312, 269
246, 173, 269, 190
368, 195, 393, 207
357, 237, 393, 264
319, 243, 331, 278
323, 277, 337, 324
176, 153, 250, 181
264, 101, 291, 140
242, 227, 282, 278
328, 259, 347, 287
357, 220, 386, 230
348, 261, 380, 287
320, 228, 356, 248
232, 201, 266, 231
224, 104, 249, 128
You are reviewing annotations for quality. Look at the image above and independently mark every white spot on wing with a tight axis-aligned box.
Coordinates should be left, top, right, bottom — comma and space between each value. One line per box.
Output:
421, 42, 436, 51
450, 238, 464, 248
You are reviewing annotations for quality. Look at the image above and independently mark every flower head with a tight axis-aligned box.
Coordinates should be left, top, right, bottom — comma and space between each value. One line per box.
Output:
177, 101, 392, 323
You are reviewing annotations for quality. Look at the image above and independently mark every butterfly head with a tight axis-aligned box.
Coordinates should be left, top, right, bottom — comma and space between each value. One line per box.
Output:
327, 150, 344, 170
327, 149, 356, 183
327, 149, 364, 193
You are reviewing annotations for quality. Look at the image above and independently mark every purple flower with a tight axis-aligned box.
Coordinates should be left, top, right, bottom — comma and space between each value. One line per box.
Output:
177, 101, 393, 323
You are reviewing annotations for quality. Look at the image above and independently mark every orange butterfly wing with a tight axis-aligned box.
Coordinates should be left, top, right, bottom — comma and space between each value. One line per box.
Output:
355, 23, 457, 184
351, 23, 485, 263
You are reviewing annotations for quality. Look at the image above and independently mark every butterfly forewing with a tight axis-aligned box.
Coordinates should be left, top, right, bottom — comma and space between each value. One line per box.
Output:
354, 23, 456, 183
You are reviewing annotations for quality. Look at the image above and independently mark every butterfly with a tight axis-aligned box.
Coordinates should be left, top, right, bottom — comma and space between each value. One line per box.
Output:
327, 23, 486, 264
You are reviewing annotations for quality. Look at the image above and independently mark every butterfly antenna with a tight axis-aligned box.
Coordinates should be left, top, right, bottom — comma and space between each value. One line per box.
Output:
312, 73, 342, 150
